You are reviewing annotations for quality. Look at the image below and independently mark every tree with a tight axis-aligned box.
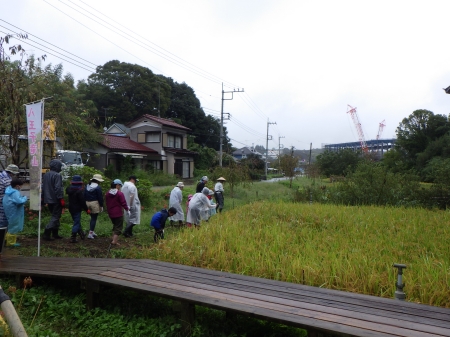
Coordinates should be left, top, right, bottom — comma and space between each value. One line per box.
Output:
279, 147, 300, 188
315, 149, 362, 177
84, 60, 168, 124
395, 109, 450, 170
0, 34, 100, 167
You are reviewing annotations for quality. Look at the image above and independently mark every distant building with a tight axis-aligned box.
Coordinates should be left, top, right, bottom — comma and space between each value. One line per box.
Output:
232, 147, 263, 160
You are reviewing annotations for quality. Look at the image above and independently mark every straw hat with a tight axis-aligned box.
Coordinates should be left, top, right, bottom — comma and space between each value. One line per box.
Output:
91, 174, 104, 182
5, 164, 19, 175
176, 182, 184, 187
217, 177, 226, 181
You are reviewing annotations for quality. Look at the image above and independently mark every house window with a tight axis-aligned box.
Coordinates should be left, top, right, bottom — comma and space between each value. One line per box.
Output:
146, 132, 160, 143
168, 134, 181, 148
168, 135, 174, 147
148, 161, 161, 170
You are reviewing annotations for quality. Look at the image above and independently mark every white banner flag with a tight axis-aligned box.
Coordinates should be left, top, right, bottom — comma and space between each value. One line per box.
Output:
26, 102, 43, 210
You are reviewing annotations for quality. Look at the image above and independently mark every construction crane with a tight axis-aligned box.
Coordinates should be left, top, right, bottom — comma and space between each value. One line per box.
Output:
347, 105, 368, 153
376, 120, 386, 140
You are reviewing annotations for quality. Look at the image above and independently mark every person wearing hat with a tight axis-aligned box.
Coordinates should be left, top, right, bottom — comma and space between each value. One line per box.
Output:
105, 179, 130, 246
66, 175, 89, 243
214, 177, 226, 213
186, 187, 216, 229
169, 182, 185, 227
42, 159, 65, 240
0, 164, 19, 232
122, 175, 141, 237
84, 173, 105, 239
195, 176, 208, 193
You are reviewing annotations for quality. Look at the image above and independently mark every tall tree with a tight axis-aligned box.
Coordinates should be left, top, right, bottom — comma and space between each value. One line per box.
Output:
279, 147, 300, 188
0, 34, 99, 166
84, 60, 169, 124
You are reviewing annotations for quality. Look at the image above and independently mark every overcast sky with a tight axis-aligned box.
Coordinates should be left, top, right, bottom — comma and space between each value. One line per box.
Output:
3, 0, 450, 150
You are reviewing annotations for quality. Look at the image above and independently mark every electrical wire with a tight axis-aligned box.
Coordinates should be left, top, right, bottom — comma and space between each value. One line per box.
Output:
76, 0, 239, 89
0, 30, 95, 73
55, 0, 238, 88
0, 26, 97, 71
42, 0, 166, 75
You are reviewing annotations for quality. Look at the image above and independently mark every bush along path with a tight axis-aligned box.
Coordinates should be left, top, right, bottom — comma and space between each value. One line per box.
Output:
0, 276, 306, 337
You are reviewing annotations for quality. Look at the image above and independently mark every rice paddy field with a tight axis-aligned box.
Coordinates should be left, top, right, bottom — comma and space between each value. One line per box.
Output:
125, 201, 450, 308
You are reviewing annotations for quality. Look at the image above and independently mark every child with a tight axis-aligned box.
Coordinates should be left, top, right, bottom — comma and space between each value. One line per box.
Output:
3, 179, 27, 247
84, 174, 104, 239
66, 175, 89, 243
150, 207, 177, 243
105, 179, 130, 246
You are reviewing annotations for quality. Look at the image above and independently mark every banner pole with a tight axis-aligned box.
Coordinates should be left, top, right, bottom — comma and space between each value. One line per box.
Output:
37, 100, 44, 257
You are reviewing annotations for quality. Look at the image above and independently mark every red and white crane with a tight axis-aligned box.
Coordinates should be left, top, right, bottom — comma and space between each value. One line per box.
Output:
346, 105, 368, 153
376, 120, 386, 140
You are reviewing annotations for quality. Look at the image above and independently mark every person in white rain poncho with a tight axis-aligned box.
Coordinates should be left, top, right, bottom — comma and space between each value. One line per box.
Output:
122, 175, 141, 237
201, 189, 216, 221
169, 182, 185, 226
186, 187, 216, 228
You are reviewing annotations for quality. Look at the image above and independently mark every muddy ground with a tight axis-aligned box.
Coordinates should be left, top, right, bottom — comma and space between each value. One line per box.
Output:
3, 234, 136, 258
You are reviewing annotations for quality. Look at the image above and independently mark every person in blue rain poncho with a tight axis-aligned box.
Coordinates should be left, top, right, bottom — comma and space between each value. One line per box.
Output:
3, 179, 28, 246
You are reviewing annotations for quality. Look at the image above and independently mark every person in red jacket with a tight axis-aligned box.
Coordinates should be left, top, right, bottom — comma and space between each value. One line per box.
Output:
105, 179, 130, 246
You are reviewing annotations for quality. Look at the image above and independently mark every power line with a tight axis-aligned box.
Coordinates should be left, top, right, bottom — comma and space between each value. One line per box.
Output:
0, 26, 96, 71
0, 19, 98, 67
43, 0, 166, 75
56, 0, 239, 88
0, 30, 95, 73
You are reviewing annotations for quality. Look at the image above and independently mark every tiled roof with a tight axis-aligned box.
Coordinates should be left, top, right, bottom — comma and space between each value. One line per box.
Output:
127, 114, 191, 131
100, 134, 158, 153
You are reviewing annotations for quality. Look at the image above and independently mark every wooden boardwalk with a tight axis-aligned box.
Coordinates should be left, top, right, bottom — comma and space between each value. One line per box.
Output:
1, 256, 450, 337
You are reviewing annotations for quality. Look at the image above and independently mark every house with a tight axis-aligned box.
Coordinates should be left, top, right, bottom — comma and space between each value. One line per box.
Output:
232, 147, 263, 160
85, 134, 160, 172
85, 114, 196, 178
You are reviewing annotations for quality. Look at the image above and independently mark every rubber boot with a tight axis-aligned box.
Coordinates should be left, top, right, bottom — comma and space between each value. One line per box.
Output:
43, 228, 53, 241
52, 228, 63, 240
78, 229, 85, 240
70, 232, 77, 243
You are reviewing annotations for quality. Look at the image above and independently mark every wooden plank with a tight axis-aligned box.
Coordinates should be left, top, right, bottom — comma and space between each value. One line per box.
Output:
88, 274, 393, 337
96, 270, 447, 337
115, 263, 450, 326
132, 259, 450, 318
100, 268, 450, 337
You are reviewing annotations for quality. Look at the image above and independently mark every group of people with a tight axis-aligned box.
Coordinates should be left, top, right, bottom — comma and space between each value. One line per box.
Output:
0, 159, 228, 248
42, 159, 141, 246
167, 175, 226, 229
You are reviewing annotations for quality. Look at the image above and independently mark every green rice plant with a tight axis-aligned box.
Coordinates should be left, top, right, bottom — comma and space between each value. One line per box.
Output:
125, 202, 450, 308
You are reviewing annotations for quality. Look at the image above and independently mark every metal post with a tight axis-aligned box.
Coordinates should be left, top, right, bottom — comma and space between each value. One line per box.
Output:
393, 263, 407, 300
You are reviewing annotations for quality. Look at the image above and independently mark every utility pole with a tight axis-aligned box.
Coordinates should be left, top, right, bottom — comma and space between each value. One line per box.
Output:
102, 107, 110, 131
155, 81, 162, 117
265, 119, 277, 178
220, 83, 244, 166
278, 135, 285, 167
